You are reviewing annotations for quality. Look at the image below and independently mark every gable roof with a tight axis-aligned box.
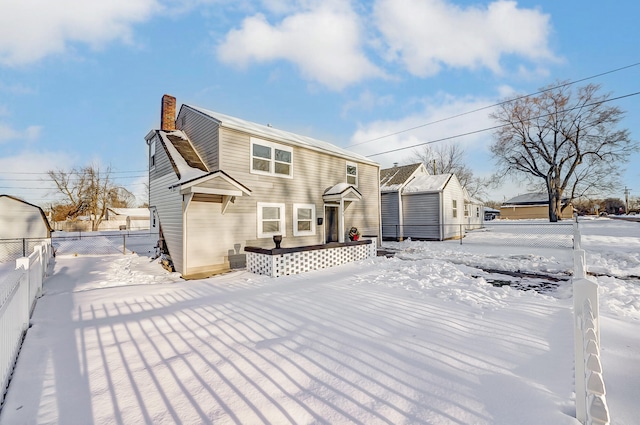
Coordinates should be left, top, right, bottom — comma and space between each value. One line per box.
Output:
183, 105, 379, 166
380, 163, 426, 192
403, 174, 453, 193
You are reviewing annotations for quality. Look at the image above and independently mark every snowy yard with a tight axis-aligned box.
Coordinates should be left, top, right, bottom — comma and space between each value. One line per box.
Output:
0, 218, 638, 424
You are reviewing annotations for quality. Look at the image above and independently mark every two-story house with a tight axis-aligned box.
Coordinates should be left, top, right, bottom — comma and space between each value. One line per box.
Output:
146, 95, 380, 278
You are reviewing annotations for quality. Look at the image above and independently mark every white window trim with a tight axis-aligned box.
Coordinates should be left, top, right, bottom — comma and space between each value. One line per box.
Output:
257, 202, 286, 238
150, 140, 156, 171
452, 199, 458, 218
250, 137, 293, 178
293, 203, 316, 237
346, 161, 358, 186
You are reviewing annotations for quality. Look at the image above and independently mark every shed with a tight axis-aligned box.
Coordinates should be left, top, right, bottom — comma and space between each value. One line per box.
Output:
0, 195, 52, 240
380, 164, 467, 241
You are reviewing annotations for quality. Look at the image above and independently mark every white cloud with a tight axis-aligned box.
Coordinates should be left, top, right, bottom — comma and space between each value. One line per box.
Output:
0, 0, 160, 66
373, 0, 557, 77
216, 1, 385, 90
341, 90, 394, 118
0, 123, 42, 143
348, 93, 497, 169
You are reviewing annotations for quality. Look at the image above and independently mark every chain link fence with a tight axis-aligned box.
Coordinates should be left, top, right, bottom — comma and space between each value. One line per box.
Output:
0, 238, 49, 263
52, 232, 160, 257
382, 221, 575, 249
1, 232, 160, 263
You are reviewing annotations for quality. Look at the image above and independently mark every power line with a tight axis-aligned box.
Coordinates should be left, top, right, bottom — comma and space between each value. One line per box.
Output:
0, 169, 147, 175
365, 90, 640, 158
349, 61, 640, 148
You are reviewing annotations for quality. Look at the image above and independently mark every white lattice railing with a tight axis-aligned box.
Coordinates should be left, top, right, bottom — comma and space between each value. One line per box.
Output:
246, 238, 377, 278
0, 239, 53, 407
573, 224, 610, 425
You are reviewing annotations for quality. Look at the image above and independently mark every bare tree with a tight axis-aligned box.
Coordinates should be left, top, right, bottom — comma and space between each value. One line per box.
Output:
409, 143, 489, 199
48, 164, 134, 230
490, 82, 637, 221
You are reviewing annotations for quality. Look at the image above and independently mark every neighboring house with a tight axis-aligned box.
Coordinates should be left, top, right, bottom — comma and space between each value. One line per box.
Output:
146, 95, 380, 278
500, 192, 574, 220
105, 208, 151, 230
0, 195, 52, 240
380, 164, 467, 241
463, 188, 484, 230
483, 207, 500, 221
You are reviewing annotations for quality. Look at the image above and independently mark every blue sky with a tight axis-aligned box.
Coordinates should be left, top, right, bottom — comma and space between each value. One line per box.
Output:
0, 0, 638, 206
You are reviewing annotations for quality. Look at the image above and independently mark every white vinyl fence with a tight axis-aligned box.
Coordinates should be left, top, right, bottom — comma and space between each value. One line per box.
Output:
0, 240, 53, 407
573, 225, 610, 425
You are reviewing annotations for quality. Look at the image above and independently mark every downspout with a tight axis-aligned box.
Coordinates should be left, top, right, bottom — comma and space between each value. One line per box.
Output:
397, 190, 404, 240
439, 190, 444, 241
182, 193, 193, 276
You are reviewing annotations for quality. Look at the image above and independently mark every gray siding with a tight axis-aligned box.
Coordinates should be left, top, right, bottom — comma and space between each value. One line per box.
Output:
149, 114, 381, 276
177, 107, 219, 171
149, 133, 175, 180
381, 192, 400, 240
217, 127, 380, 249
402, 192, 440, 240
149, 133, 184, 273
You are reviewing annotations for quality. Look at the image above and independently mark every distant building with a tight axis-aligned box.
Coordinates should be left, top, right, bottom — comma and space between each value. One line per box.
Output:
500, 192, 574, 220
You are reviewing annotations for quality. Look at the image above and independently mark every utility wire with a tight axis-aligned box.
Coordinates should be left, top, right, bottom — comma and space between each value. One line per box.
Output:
365, 90, 640, 158
349, 61, 640, 148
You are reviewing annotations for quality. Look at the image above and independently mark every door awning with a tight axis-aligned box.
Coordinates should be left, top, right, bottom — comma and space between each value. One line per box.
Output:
322, 183, 362, 202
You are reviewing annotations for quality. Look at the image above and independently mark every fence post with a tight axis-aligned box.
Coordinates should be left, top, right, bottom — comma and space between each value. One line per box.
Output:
15, 257, 31, 331
123, 234, 126, 254
460, 224, 463, 245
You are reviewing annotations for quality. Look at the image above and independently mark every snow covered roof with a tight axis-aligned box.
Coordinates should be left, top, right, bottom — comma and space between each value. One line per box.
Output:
502, 192, 569, 206
380, 163, 425, 192
402, 174, 452, 193
184, 105, 379, 166
157, 130, 209, 184
322, 183, 362, 201
107, 208, 150, 217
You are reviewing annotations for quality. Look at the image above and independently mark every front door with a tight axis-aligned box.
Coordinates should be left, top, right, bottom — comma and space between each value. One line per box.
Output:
325, 206, 339, 243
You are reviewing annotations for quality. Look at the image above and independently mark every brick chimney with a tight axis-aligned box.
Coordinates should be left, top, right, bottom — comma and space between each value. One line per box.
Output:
161, 94, 176, 131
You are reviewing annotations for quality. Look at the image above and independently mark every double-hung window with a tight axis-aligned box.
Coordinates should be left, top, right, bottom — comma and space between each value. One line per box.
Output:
452, 200, 458, 218
251, 137, 293, 177
257, 203, 285, 238
346, 162, 358, 186
293, 204, 316, 236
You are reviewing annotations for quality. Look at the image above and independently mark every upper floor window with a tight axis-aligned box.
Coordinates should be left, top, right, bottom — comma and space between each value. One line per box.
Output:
346, 162, 358, 186
150, 140, 156, 170
452, 199, 458, 218
251, 138, 293, 178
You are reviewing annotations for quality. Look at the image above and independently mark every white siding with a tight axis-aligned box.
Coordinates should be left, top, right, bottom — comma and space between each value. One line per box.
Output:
177, 107, 219, 171
0, 197, 50, 239
441, 175, 466, 240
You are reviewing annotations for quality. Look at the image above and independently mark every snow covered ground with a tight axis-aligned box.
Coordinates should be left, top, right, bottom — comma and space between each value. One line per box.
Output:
0, 217, 638, 424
